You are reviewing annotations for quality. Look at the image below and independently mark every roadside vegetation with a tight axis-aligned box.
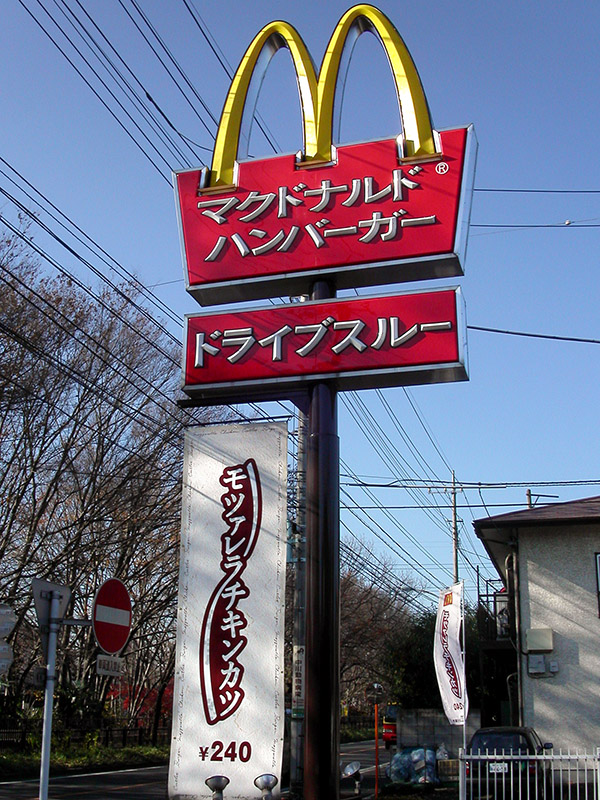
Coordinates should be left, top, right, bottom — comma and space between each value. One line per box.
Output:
0, 742, 169, 781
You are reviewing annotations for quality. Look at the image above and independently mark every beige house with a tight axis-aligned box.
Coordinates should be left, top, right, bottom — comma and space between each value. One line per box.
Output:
474, 497, 600, 752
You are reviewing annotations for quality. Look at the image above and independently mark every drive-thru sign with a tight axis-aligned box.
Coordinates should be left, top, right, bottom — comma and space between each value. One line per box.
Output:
92, 579, 132, 655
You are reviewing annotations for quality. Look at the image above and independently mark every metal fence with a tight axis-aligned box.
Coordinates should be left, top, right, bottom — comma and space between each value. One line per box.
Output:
0, 725, 171, 749
460, 749, 600, 800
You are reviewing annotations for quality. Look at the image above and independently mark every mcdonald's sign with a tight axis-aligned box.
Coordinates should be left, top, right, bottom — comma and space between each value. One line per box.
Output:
182, 287, 467, 403
174, 4, 477, 306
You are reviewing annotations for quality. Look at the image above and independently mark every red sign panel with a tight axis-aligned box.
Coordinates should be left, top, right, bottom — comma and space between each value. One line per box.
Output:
176, 128, 476, 305
183, 288, 467, 403
92, 578, 132, 656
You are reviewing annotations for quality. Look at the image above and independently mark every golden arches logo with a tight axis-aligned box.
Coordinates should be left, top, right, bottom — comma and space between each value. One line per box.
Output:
209, 4, 436, 188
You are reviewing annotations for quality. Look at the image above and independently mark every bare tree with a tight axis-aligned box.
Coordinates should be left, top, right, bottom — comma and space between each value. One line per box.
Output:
339, 538, 414, 710
0, 227, 226, 728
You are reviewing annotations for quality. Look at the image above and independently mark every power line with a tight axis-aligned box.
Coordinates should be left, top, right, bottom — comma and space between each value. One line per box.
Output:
472, 222, 600, 229
340, 536, 434, 613
0, 158, 182, 328
475, 187, 600, 194
341, 496, 450, 587
0, 186, 182, 344
56, 0, 204, 165
341, 392, 491, 586
118, 0, 219, 136
340, 463, 456, 585
343, 503, 533, 510
402, 388, 452, 472
0, 367, 185, 482
0, 214, 178, 364
18, 0, 172, 182
344, 477, 600, 489
178, 0, 280, 155
342, 393, 449, 535
468, 325, 600, 346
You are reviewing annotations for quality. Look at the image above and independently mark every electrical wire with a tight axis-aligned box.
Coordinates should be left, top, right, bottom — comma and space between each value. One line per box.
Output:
17, 0, 172, 182
54, 0, 202, 166
475, 187, 600, 194
118, 0, 219, 136
178, 0, 281, 155
468, 325, 600, 346
0, 156, 182, 328
0, 266, 185, 428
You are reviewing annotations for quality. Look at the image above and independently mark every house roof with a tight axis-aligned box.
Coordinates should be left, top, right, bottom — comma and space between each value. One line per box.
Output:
473, 495, 600, 581
475, 495, 600, 530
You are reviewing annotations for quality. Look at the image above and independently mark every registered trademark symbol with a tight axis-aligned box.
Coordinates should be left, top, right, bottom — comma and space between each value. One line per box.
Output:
436, 162, 449, 175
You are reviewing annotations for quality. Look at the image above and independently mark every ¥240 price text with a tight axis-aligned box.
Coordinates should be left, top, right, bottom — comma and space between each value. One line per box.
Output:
198, 741, 252, 762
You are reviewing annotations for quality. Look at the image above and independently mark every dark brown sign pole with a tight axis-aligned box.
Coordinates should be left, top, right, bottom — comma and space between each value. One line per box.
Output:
303, 279, 340, 800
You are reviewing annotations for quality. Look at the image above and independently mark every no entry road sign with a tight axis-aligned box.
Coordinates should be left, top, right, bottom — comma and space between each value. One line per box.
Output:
92, 578, 132, 655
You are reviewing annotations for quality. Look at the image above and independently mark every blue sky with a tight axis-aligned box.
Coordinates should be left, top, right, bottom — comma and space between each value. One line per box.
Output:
2, 0, 599, 604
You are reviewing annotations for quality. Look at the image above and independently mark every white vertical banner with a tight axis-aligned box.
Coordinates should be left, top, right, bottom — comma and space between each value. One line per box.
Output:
169, 422, 288, 800
433, 581, 468, 726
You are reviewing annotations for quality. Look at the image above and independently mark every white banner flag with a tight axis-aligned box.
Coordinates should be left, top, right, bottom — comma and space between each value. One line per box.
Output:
433, 582, 468, 726
168, 422, 287, 800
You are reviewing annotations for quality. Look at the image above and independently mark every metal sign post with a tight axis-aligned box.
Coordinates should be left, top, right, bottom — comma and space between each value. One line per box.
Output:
374, 702, 380, 798
31, 579, 82, 800
365, 683, 384, 799
303, 280, 340, 800
39, 590, 61, 800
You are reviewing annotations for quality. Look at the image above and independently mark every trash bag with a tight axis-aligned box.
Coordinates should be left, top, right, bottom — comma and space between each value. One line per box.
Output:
388, 746, 438, 784
388, 748, 414, 783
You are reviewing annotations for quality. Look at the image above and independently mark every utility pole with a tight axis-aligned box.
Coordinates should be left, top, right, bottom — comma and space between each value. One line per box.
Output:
452, 471, 459, 583
290, 410, 307, 793
526, 489, 558, 508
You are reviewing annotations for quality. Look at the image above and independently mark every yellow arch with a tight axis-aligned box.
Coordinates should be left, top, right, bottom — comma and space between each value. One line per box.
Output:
316, 4, 435, 160
209, 5, 436, 187
209, 21, 318, 187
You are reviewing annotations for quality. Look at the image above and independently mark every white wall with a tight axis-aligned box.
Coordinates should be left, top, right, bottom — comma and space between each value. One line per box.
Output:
518, 524, 600, 751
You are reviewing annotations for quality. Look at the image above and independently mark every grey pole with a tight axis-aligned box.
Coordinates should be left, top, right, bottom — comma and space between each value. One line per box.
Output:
39, 590, 61, 800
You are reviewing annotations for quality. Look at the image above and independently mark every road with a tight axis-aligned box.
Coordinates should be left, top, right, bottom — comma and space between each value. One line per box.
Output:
340, 739, 393, 796
0, 765, 169, 800
0, 740, 392, 799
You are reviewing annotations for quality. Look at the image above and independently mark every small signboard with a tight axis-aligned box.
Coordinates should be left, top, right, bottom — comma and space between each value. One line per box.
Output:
365, 682, 385, 702
96, 654, 125, 677
31, 579, 71, 662
92, 579, 132, 655
0, 642, 13, 676
0, 605, 17, 640
291, 645, 305, 719
25, 666, 47, 688
183, 287, 467, 403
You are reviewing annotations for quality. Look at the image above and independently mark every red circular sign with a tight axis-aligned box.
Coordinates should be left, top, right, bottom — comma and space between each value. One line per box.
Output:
92, 578, 132, 655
